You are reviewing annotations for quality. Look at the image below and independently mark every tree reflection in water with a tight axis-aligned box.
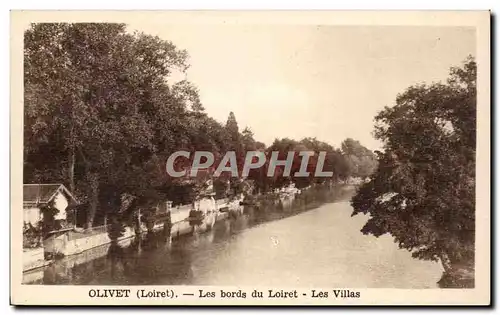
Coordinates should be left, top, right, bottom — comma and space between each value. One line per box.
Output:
33, 185, 356, 285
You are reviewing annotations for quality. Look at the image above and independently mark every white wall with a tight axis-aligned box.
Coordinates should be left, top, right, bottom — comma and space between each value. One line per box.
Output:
23, 191, 69, 225
196, 197, 216, 214
23, 207, 41, 225
23, 247, 45, 271
170, 205, 191, 224
44, 227, 135, 256
53, 191, 69, 220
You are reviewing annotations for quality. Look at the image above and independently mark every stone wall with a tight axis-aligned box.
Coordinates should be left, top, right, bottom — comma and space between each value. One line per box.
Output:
44, 227, 135, 256
23, 247, 45, 271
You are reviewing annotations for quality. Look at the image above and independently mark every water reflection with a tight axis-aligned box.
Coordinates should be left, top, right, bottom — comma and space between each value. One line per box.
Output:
26, 185, 443, 288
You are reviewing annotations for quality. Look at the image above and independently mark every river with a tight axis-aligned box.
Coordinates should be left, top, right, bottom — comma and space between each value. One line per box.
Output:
26, 187, 444, 288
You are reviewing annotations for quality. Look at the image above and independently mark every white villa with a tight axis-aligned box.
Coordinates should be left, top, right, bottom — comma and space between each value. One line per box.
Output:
23, 184, 78, 272
23, 184, 78, 227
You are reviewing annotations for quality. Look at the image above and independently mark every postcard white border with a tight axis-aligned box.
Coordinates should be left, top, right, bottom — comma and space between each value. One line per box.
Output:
9, 10, 491, 306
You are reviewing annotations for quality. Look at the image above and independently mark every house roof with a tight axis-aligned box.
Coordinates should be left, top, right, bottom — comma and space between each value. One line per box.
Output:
23, 184, 78, 205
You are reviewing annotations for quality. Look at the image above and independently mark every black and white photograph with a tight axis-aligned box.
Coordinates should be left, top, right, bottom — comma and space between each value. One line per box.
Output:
10, 10, 491, 306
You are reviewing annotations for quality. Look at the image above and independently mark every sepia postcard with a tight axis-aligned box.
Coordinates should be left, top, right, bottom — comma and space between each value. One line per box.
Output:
10, 10, 491, 306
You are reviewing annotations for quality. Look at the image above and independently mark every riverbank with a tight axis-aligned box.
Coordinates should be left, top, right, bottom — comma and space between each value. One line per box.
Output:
24, 182, 466, 289
28, 186, 444, 287
24, 183, 354, 283
438, 263, 475, 288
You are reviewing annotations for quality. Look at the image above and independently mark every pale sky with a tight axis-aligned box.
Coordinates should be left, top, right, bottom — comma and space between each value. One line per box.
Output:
126, 23, 475, 151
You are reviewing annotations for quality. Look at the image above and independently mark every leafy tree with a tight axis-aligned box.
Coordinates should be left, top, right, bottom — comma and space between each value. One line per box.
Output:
330, 148, 351, 183
341, 138, 377, 179
24, 23, 193, 228
351, 56, 476, 287
23, 22, 379, 236
225, 111, 241, 151
241, 127, 257, 151
38, 200, 62, 236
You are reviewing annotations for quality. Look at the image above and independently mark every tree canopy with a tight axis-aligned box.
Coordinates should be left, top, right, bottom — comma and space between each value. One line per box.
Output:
24, 23, 376, 229
350, 56, 476, 286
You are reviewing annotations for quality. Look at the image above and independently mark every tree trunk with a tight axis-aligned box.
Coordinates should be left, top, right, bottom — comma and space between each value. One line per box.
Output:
440, 252, 453, 274
437, 251, 475, 288
86, 173, 99, 230
68, 100, 76, 193
68, 144, 75, 193
135, 208, 142, 235
146, 219, 154, 234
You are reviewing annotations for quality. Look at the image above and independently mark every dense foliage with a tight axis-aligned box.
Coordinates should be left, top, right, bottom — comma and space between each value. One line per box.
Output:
24, 23, 376, 229
351, 57, 476, 285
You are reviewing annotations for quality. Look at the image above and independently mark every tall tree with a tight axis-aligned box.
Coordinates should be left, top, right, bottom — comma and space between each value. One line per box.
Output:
225, 111, 242, 153
225, 111, 239, 134
241, 127, 257, 151
24, 23, 192, 228
341, 138, 377, 179
351, 56, 476, 287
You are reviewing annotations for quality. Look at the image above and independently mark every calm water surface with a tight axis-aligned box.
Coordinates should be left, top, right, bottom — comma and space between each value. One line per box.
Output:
27, 193, 443, 288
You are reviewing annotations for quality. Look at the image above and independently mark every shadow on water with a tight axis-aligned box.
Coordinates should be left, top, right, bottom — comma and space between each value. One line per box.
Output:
244, 184, 355, 226
28, 184, 366, 285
